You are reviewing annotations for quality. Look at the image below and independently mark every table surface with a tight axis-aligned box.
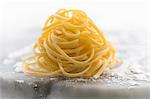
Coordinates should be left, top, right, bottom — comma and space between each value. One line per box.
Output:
0, 29, 150, 99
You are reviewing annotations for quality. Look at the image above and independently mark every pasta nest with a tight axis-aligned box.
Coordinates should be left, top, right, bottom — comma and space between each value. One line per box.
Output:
23, 9, 119, 78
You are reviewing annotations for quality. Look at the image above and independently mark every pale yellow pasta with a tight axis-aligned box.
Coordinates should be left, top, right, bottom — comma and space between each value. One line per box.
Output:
23, 9, 119, 78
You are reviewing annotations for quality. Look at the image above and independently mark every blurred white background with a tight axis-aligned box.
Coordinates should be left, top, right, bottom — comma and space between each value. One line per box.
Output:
0, 0, 149, 60
1, 0, 146, 30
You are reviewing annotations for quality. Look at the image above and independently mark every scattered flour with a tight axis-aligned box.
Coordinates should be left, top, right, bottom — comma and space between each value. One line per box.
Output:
2, 45, 32, 73
13, 62, 23, 73
15, 80, 25, 83
3, 59, 15, 65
